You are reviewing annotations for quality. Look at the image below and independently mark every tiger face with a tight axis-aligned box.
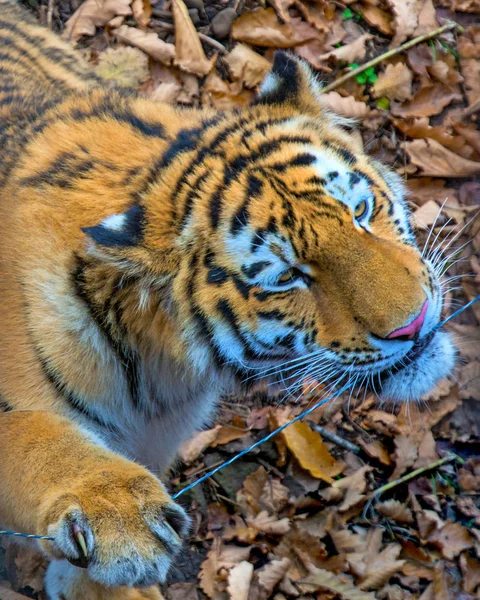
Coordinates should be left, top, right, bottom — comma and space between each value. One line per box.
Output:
86, 53, 455, 403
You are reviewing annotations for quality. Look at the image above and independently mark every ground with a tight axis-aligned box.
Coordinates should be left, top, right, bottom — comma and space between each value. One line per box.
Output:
0, 0, 479, 598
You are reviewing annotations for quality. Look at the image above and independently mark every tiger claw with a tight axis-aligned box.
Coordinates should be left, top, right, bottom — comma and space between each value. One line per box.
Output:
72, 524, 88, 558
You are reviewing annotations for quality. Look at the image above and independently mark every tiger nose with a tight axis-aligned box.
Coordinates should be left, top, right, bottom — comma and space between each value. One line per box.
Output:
386, 300, 428, 341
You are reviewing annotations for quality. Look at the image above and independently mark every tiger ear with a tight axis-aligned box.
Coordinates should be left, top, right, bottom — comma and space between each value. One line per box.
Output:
82, 204, 145, 248
254, 51, 322, 108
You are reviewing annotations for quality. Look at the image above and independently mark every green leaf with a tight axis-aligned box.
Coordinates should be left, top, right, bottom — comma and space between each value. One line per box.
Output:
342, 7, 353, 19
349, 63, 359, 70
367, 72, 378, 83
334, 42, 343, 48
356, 73, 368, 84
376, 97, 390, 110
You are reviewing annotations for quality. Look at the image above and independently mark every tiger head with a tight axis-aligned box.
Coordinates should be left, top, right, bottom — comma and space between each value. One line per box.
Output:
84, 52, 455, 403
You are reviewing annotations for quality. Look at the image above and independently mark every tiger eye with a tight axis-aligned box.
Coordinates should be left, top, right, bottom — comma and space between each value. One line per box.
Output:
354, 200, 367, 219
278, 269, 294, 283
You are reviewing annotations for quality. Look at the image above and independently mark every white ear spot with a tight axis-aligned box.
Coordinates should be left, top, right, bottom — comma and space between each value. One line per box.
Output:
259, 73, 280, 95
101, 213, 127, 231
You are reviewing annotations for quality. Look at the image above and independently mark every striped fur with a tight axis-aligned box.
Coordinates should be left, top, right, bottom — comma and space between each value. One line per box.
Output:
0, 2, 455, 598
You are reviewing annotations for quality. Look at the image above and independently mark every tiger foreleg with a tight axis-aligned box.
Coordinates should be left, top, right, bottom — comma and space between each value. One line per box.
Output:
0, 411, 189, 597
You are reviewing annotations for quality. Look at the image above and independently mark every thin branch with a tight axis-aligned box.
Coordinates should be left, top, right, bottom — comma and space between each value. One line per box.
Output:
321, 21, 460, 94
310, 422, 360, 454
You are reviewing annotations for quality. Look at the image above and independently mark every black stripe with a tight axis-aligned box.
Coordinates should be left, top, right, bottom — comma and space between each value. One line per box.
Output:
216, 299, 258, 361
242, 261, 271, 279
0, 396, 13, 412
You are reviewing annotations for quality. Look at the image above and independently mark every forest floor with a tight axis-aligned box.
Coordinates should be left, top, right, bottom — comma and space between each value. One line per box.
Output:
1, 0, 480, 598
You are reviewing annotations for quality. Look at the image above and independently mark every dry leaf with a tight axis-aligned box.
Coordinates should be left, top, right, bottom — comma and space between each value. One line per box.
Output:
413, 0, 438, 37
227, 561, 253, 600
0, 585, 32, 600
372, 63, 413, 102
387, 0, 421, 46
391, 84, 462, 118
358, 544, 405, 590
167, 583, 199, 600
358, 440, 392, 466
428, 521, 473, 560
332, 466, 372, 512
390, 434, 418, 480
64, 0, 133, 41
132, 0, 151, 28
211, 424, 250, 447
321, 34, 373, 63
225, 44, 271, 88
459, 552, 480, 594
202, 72, 253, 109
277, 420, 344, 482
354, 3, 393, 35
301, 564, 376, 599
406, 138, 480, 177
320, 92, 379, 121
377, 500, 414, 524
247, 510, 291, 535
178, 425, 221, 463
95, 46, 149, 87
257, 558, 291, 595
413, 200, 441, 229
112, 25, 175, 65
232, 8, 320, 48
171, 0, 212, 76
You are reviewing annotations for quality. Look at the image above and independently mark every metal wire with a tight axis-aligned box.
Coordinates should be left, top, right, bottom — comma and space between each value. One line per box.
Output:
1, 294, 479, 543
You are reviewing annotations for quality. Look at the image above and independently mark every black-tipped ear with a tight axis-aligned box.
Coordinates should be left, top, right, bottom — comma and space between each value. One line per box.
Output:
82, 204, 145, 247
254, 51, 303, 106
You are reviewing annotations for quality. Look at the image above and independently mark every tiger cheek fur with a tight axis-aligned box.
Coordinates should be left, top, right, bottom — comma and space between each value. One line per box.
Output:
0, 1, 455, 598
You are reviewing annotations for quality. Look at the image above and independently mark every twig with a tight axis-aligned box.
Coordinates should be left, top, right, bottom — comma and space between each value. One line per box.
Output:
47, 0, 55, 29
363, 453, 462, 519
309, 422, 360, 454
321, 21, 460, 94
152, 19, 227, 54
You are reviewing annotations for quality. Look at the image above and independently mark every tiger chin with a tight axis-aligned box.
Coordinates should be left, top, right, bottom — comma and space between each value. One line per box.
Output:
0, 1, 455, 598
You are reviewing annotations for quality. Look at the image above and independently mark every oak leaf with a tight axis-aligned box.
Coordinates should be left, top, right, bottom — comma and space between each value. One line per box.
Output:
331, 466, 372, 512
232, 8, 320, 48
460, 59, 480, 106
277, 420, 344, 482
225, 44, 271, 89
227, 561, 253, 600
353, 3, 393, 35
246, 510, 291, 535
64, 0, 133, 41
257, 558, 291, 595
387, 0, 421, 46
321, 34, 373, 63
300, 564, 376, 599
178, 425, 221, 463
171, 0, 212, 76
372, 63, 413, 102
405, 139, 480, 177
390, 434, 418, 480
459, 552, 480, 594
112, 25, 175, 65
377, 500, 414, 524
391, 84, 462, 118
429, 521, 473, 560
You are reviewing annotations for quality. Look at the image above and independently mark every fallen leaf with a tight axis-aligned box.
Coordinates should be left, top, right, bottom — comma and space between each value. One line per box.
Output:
405, 139, 480, 177
132, 0, 151, 28
428, 60, 464, 87
227, 561, 253, 600
167, 583, 199, 600
95, 46, 149, 87
301, 564, 376, 599
459, 552, 480, 594
202, 71, 253, 109
0, 585, 32, 600
64, 0, 133, 41
320, 92, 380, 121
459, 58, 480, 106
372, 62, 413, 102
295, 0, 333, 33
390, 434, 418, 480
232, 8, 320, 48
331, 466, 372, 512
407, 178, 458, 208
391, 84, 462, 118
377, 500, 414, 524
358, 440, 392, 466
257, 558, 291, 595
321, 34, 373, 63
413, 0, 438, 37
171, 0, 212, 76
211, 424, 250, 447
387, 0, 421, 46
277, 420, 344, 482
458, 361, 480, 401
358, 544, 406, 590
354, 3, 393, 35
225, 44, 271, 89
178, 425, 221, 463
112, 25, 175, 65
428, 521, 473, 560
247, 510, 291, 535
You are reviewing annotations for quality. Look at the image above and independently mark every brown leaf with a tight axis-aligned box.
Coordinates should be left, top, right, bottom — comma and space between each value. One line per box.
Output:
232, 8, 320, 48
331, 466, 372, 512
178, 425, 221, 463
460, 58, 480, 106
277, 420, 344, 482
428, 521, 473, 560
391, 84, 462, 118
405, 138, 480, 177
167, 583, 199, 600
225, 44, 271, 89
301, 564, 376, 599
64, 0, 133, 41
428, 60, 464, 87
257, 558, 291, 595
377, 500, 414, 524
387, 0, 420, 46
227, 560, 253, 600
458, 361, 480, 401
320, 92, 380, 121
112, 25, 175, 65
211, 424, 250, 447
390, 434, 418, 481
202, 72, 253, 109
358, 544, 406, 590
353, 3, 393, 35
321, 34, 373, 63
171, 0, 212, 76
413, 0, 438, 37
358, 439, 392, 466
0, 585, 32, 600
407, 178, 458, 208
132, 0, 151, 28
246, 510, 291, 535
372, 62, 413, 102
95, 46, 149, 87
459, 552, 480, 594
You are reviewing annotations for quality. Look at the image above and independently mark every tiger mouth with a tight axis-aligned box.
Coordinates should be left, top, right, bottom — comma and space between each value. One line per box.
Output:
378, 331, 436, 380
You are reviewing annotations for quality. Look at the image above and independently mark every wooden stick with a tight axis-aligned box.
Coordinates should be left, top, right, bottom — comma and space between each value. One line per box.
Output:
321, 21, 459, 94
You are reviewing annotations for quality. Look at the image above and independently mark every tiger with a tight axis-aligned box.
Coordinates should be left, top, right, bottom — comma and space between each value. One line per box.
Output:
0, 0, 456, 598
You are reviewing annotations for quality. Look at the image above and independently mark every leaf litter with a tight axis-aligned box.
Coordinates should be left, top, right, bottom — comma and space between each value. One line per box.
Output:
6, 0, 480, 598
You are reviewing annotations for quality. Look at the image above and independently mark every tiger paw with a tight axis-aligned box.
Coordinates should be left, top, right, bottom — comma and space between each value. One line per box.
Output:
39, 467, 190, 588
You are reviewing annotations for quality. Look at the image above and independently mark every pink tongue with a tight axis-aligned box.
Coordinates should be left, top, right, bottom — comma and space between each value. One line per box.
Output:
387, 301, 428, 340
